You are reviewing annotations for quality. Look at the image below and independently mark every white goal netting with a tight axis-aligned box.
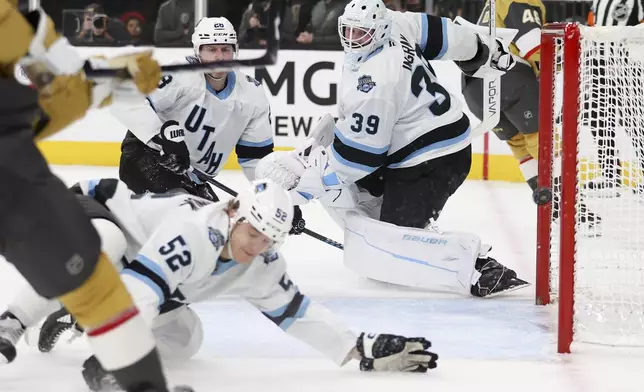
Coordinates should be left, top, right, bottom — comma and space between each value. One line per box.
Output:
545, 25, 644, 347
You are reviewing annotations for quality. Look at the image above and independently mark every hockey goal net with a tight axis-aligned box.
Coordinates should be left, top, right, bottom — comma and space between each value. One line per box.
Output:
537, 23, 644, 353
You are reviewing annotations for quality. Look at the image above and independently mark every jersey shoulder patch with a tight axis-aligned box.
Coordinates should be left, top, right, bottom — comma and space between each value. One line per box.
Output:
356, 74, 377, 93
208, 227, 226, 250
262, 250, 280, 265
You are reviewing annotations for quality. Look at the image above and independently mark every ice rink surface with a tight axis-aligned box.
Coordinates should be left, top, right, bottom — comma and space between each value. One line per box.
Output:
1, 166, 643, 392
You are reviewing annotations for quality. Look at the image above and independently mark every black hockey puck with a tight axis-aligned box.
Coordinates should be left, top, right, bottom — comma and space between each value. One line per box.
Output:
533, 187, 552, 205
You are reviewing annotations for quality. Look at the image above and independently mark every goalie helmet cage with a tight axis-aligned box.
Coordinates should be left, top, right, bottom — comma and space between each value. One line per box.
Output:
536, 23, 644, 354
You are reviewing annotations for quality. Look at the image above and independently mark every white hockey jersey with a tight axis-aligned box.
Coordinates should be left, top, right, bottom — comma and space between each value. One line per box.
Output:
325, 11, 480, 186
78, 178, 357, 366
111, 59, 274, 180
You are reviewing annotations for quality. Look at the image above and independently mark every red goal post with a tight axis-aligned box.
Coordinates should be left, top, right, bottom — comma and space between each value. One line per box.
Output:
536, 22, 644, 354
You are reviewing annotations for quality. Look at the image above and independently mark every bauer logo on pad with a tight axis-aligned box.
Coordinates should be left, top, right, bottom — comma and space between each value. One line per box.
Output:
357, 75, 376, 93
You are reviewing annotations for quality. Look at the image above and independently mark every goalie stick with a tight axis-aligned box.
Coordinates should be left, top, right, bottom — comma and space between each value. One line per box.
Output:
85, 0, 284, 79
188, 169, 345, 250
476, 0, 501, 138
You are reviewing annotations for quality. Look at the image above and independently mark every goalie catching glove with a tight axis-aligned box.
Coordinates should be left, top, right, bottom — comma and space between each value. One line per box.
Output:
356, 332, 438, 372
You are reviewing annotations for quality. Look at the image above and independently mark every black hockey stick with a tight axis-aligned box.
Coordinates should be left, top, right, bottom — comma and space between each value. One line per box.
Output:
189, 169, 344, 250
85, 0, 283, 79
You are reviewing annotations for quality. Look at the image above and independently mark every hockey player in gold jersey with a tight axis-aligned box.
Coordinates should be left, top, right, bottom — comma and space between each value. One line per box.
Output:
0, 1, 190, 391
461, 0, 600, 227
462, 0, 545, 201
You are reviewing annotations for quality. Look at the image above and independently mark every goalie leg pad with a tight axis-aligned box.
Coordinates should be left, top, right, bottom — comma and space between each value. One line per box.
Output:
343, 213, 482, 295
320, 184, 381, 230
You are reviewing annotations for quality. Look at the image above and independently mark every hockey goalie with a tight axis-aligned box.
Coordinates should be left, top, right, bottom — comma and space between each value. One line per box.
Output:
257, 0, 530, 298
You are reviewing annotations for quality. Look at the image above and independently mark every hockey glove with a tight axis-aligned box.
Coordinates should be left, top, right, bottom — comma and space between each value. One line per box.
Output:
157, 120, 191, 175
187, 182, 218, 202
290, 205, 306, 235
289, 146, 330, 205
456, 35, 516, 78
356, 332, 438, 372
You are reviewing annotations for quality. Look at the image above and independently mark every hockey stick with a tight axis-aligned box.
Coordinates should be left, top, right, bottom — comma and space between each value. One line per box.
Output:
85, 0, 283, 79
189, 169, 345, 250
476, 0, 501, 138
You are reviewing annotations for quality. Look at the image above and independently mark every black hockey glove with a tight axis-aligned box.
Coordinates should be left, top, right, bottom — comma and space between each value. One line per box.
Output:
356, 332, 438, 373
157, 120, 190, 175
190, 182, 219, 202
290, 205, 306, 235
179, 172, 218, 202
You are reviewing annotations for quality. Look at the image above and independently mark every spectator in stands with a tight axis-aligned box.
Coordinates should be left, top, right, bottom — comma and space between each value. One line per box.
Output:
238, 1, 271, 47
154, 0, 195, 47
383, 0, 403, 10
220, 0, 252, 28
296, 0, 346, 48
71, 4, 127, 46
405, 0, 425, 12
75, 4, 116, 45
433, 0, 461, 19
121, 11, 146, 45
280, 0, 315, 46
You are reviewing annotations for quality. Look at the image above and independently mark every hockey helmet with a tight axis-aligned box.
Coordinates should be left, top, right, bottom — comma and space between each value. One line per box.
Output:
235, 179, 294, 246
191, 17, 238, 58
338, 0, 393, 55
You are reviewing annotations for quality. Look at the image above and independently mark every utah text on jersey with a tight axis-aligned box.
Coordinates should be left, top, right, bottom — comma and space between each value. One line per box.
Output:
111, 59, 274, 179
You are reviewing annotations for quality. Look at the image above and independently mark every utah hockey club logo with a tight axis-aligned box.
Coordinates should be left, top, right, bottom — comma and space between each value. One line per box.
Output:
357, 75, 376, 93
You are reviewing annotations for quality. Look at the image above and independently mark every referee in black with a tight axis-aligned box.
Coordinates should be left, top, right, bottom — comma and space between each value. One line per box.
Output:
585, 0, 644, 194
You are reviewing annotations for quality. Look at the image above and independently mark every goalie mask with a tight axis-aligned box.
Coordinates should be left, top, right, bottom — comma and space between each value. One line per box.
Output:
338, 0, 392, 69
234, 179, 294, 246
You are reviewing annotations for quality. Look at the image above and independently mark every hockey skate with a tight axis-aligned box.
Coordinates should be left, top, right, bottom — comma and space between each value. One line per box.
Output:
0, 311, 26, 364
38, 306, 83, 353
82, 355, 121, 391
470, 257, 530, 298
82, 355, 195, 392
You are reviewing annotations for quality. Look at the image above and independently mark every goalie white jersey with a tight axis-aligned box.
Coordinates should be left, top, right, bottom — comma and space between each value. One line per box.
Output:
329, 11, 480, 185
111, 59, 274, 179
77, 179, 357, 366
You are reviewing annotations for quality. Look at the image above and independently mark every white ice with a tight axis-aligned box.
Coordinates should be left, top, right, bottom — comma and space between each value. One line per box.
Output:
1, 167, 642, 392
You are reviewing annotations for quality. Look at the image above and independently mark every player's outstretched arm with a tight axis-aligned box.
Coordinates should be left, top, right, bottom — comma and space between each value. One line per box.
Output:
244, 254, 438, 371
399, 11, 515, 77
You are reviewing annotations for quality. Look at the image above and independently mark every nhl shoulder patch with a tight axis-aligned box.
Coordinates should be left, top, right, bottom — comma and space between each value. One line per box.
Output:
208, 227, 225, 250
357, 75, 376, 93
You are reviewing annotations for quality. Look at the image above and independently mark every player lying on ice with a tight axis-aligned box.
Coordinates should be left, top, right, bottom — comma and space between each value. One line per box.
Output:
256, 0, 530, 298
0, 178, 438, 391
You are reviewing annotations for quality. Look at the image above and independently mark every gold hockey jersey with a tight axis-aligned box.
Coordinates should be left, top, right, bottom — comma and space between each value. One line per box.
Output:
477, 0, 545, 76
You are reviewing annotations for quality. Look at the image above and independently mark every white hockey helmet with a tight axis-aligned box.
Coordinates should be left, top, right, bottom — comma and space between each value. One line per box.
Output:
191, 17, 238, 58
337, 0, 393, 55
235, 179, 294, 245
